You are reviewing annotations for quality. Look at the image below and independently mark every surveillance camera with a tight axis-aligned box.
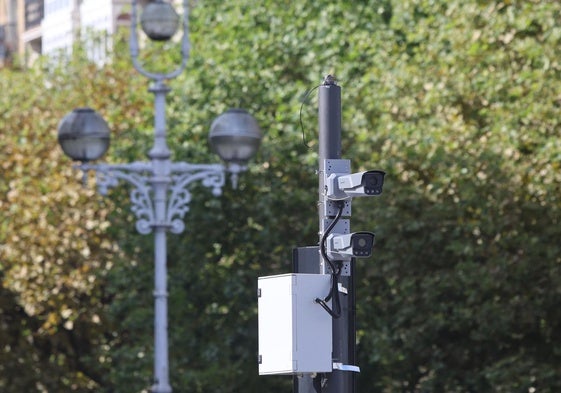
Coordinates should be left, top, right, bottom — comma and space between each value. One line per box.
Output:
326, 231, 375, 261
326, 170, 385, 200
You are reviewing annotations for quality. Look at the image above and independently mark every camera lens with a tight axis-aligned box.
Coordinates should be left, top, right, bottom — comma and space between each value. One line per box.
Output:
351, 232, 374, 257
365, 174, 378, 187
363, 171, 385, 195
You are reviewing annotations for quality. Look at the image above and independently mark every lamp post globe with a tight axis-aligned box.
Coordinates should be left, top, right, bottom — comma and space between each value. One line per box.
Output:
57, 107, 110, 162
209, 108, 262, 169
140, 0, 180, 41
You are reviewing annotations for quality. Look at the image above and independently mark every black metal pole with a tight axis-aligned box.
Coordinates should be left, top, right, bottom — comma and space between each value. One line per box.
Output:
319, 76, 354, 393
318, 75, 342, 166
349, 259, 358, 393
318, 76, 342, 278
292, 246, 319, 392
294, 75, 355, 393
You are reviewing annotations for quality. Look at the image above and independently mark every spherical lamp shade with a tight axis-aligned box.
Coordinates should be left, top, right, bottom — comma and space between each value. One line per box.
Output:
140, 0, 180, 41
209, 109, 262, 167
57, 108, 110, 162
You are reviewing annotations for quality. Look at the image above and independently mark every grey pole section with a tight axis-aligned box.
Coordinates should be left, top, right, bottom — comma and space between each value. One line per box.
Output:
318, 75, 354, 393
150, 80, 173, 393
130, 0, 181, 389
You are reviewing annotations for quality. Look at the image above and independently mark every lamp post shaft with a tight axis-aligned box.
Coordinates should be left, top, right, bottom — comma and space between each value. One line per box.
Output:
153, 222, 171, 393
149, 81, 172, 160
135, 4, 186, 387
150, 80, 172, 393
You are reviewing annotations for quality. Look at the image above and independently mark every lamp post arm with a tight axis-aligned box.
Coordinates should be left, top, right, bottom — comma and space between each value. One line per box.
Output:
76, 162, 226, 235
79, 162, 153, 173
79, 162, 156, 234
170, 162, 224, 173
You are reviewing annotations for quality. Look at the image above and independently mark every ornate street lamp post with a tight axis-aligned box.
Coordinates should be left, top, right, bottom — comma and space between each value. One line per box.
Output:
57, 1, 261, 392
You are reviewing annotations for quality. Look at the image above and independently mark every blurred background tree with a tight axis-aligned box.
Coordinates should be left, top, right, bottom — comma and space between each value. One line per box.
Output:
1, 0, 560, 392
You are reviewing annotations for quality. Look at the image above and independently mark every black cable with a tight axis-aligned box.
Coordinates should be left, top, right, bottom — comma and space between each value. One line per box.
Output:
320, 203, 343, 275
313, 373, 323, 392
316, 200, 346, 318
299, 85, 320, 150
316, 274, 341, 318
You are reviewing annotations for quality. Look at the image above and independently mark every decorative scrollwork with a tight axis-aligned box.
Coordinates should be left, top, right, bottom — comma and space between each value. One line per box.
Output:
91, 164, 156, 234
167, 186, 192, 227
79, 162, 226, 236
169, 219, 185, 234
202, 172, 225, 197
95, 171, 120, 196
166, 168, 225, 233
129, 184, 156, 234
136, 219, 153, 235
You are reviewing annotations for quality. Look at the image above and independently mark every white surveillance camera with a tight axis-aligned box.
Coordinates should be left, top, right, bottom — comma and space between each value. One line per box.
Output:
326, 231, 375, 261
326, 170, 385, 200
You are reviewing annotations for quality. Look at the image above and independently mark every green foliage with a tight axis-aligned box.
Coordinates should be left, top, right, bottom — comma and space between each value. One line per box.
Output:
349, 1, 561, 391
0, 33, 151, 391
1, 0, 561, 392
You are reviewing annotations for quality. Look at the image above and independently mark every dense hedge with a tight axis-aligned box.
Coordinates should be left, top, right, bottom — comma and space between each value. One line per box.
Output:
1, 1, 560, 392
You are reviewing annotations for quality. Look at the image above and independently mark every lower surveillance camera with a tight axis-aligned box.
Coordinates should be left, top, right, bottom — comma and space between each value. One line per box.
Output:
326, 231, 375, 261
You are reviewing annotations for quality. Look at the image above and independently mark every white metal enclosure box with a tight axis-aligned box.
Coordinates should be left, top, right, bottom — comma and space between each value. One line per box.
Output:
258, 273, 332, 375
